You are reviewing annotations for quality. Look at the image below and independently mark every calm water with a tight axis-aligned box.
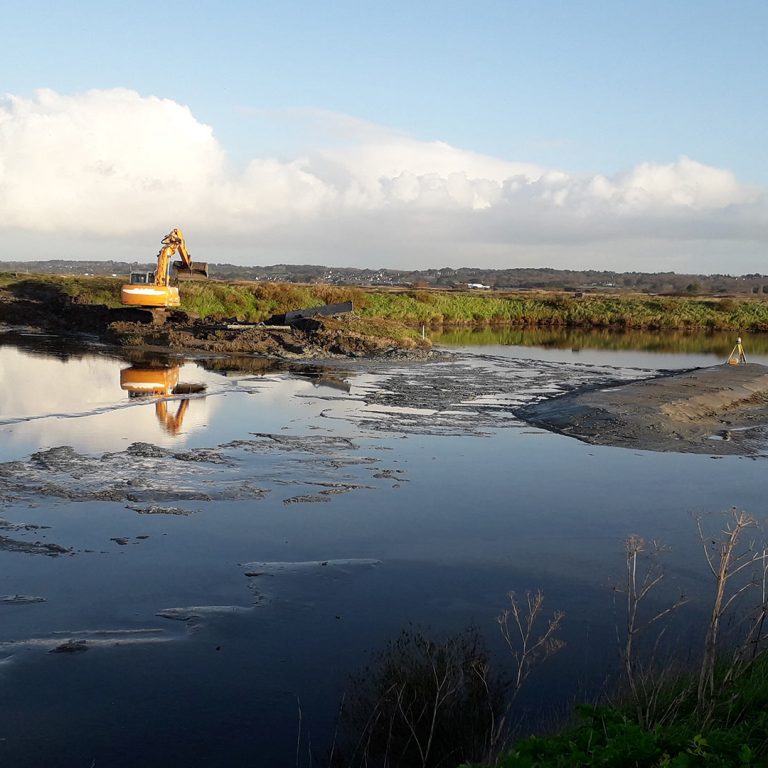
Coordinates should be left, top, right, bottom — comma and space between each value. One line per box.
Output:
0, 327, 767, 766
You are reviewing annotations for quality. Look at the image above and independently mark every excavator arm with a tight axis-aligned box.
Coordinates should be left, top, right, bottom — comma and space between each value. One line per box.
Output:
167, 228, 208, 280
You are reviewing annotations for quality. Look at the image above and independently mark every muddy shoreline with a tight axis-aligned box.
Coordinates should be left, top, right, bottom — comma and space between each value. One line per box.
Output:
517, 363, 768, 455
6, 278, 768, 456
0, 283, 433, 361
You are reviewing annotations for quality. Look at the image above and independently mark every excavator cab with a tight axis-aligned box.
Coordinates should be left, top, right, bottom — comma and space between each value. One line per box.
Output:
128, 271, 155, 285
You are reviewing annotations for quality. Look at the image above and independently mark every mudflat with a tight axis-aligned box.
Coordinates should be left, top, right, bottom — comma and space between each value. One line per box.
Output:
518, 363, 768, 455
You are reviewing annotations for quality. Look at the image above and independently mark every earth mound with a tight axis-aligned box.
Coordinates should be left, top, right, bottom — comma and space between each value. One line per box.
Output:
517, 363, 768, 455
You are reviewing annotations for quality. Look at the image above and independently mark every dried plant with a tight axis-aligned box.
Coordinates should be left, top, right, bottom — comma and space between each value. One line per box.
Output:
497, 590, 565, 703
613, 535, 688, 727
334, 592, 565, 768
695, 508, 768, 716
337, 627, 506, 768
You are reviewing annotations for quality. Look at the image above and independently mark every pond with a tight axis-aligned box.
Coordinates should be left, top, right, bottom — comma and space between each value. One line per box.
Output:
0, 326, 767, 766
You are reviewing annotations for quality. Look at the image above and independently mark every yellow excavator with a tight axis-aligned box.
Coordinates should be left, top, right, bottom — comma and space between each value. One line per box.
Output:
120, 228, 208, 308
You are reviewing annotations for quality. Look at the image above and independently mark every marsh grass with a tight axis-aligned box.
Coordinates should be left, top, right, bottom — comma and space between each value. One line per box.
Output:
4, 273, 768, 332
359, 291, 768, 332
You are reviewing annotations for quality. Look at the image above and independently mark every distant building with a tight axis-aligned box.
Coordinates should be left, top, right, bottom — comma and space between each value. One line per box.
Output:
467, 283, 490, 289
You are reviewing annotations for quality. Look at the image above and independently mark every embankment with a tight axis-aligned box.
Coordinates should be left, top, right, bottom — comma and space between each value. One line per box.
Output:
518, 363, 768, 454
0, 278, 431, 360
5, 273, 768, 332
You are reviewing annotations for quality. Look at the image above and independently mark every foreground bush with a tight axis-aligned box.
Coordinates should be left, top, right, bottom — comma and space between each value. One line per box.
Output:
464, 689, 768, 767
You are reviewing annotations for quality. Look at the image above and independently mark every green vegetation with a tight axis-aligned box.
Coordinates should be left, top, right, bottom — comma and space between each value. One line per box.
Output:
359, 291, 768, 332
0, 273, 367, 319
4, 273, 768, 335
460, 658, 768, 768
0, 273, 126, 308
175, 280, 367, 321
468, 689, 768, 767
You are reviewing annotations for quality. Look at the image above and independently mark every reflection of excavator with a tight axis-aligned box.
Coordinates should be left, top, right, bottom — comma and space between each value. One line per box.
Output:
120, 365, 180, 397
119, 365, 204, 436
153, 399, 190, 436
120, 228, 209, 309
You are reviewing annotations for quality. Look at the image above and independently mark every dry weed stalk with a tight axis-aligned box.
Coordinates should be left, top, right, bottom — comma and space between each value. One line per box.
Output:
695, 508, 768, 715
468, 656, 507, 760
393, 648, 462, 768
615, 535, 687, 728
497, 590, 565, 703
731, 553, 768, 672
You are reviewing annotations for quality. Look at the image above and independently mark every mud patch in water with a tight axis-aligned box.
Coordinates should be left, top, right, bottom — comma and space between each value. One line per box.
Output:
324, 354, 656, 437
0, 595, 46, 605
0, 535, 71, 557
127, 505, 198, 516
0, 628, 172, 659
0, 443, 262, 506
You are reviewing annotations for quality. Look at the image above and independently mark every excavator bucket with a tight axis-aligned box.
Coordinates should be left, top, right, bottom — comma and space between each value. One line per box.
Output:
172, 260, 209, 280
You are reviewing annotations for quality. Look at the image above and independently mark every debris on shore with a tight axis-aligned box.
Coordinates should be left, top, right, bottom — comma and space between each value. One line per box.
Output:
0, 282, 431, 360
105, 315, 430, 359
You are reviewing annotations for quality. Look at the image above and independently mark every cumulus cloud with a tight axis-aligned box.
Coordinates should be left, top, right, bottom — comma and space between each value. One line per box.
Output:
0, 88, 765, 271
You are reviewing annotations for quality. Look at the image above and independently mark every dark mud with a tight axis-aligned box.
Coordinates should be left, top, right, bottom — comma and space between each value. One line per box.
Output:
0, 535, 71, 556
318, 353, 656, 436
127, 505, 197, 516
0, 443, 262, 507
517, 363, 768, 455
0, 516, 69, 555
0, 595, 46, 604
106, 316, 434, 361
0, 433, 389, 512
0, 281, 432, 360
0, 628, 172, 657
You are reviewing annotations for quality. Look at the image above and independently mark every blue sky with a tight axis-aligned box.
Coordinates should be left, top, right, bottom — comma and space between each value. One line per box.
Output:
1, 1, 766, 271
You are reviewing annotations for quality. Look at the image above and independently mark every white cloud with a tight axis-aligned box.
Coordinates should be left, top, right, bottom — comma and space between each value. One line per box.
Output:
0, 88, 765, 272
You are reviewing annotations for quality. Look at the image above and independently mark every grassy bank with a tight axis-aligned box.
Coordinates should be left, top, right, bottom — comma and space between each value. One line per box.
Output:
360, 290, 768, 332
0, 273, 366, 318
4, 273, 768, 333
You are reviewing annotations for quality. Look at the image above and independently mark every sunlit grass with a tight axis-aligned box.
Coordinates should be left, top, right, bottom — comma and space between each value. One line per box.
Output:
4, 273, 768, 333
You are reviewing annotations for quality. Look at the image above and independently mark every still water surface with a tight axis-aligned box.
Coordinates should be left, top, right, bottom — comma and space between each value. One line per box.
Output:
0, 327, 767, 766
